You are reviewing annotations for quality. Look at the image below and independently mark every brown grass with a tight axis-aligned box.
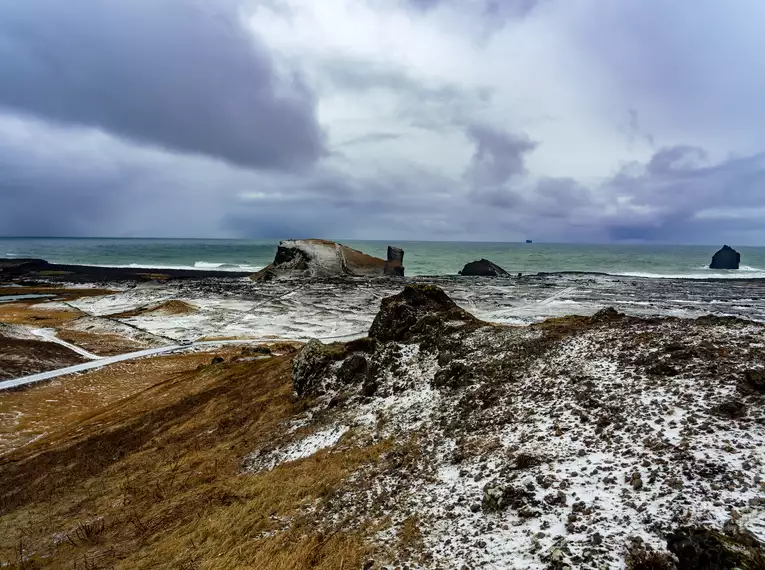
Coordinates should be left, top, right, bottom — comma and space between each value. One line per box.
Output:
0, 304, 82, 326
0, 335, 86, 382
107, 299, 197, 319
0, 287, 115, 303
0, 351, 390, 569
54, 329, 148, 356
0, 349, 226, 455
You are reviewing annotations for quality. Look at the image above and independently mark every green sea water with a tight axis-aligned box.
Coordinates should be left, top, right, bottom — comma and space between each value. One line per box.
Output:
2, 237, 765, 279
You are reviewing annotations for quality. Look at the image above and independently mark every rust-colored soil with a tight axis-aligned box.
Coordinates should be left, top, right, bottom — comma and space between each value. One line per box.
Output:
0, 286, 115, 303
341, 246, 386, 271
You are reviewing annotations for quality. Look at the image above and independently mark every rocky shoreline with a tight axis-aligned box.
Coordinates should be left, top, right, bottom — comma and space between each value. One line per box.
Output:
0, 258, 252, 283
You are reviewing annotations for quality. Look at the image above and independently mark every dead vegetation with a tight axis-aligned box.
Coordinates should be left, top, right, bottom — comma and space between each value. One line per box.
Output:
0, 349, 390, 569
54, 329, 147, 356
0, 335, 85, 381
107, 299, 197, 319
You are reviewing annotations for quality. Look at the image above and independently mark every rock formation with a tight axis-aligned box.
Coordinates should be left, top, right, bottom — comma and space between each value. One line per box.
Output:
710, 245, 740, 269
251, 239, 405, 280
368, 283, 479, 342
458, 258, 510, 277
384, 246, 405, 277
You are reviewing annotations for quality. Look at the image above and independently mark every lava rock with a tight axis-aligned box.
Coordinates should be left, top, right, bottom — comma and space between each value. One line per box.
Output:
709, 245, 741, 270
368, 284, 478, 342
292, 339, 344, 397
384, 246, 405, 277
458, 259, 510, 277
711, 400, 747, 419
590, 307, 624, 323
337, 354, 368, 384
667, 525, 765, 569
742, 369, 765, 392
432, 361, 472, 389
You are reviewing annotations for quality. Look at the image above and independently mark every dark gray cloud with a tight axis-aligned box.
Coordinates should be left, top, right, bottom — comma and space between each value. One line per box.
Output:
464, 124, 537, 189
462, 136, 765, 243
0, 0, 325, 170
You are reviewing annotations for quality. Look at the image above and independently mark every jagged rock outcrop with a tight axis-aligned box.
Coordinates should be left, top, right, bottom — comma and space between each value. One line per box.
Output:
251, 239, 405, 280
368, 284, 480, 342
710, 245, 740, 269
384, 246, 405, 277
459, 259, 510, 277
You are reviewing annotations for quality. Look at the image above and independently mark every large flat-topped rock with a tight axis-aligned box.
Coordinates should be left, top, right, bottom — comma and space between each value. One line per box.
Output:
252, 239, 405, 280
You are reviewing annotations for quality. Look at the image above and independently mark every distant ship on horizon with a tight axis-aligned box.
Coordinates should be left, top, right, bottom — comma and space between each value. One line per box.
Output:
525, 239, 533, 244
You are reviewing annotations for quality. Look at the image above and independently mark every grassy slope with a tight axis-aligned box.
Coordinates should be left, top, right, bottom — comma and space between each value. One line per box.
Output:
0, 352, 389, 569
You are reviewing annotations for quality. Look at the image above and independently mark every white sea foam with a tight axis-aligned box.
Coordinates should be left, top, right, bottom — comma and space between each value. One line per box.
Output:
67, 261, 263, 273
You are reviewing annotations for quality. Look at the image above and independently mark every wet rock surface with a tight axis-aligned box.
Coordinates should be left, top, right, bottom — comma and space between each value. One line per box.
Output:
710, 245, 741, 270
459, 258, 510, 277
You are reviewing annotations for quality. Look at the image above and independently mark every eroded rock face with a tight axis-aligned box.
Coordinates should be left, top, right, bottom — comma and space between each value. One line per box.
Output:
368, 284, 477, 342
459, 259, 509, 277
710, 245, 741, 269
252, 239, 405, 280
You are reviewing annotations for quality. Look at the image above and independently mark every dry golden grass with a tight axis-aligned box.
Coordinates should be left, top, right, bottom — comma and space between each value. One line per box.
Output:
0, 304, 83, 326
107, 299, 197, 319
54, 329, 148, 356
0, 287, 115, 303
0, 350, 390, 569
0, 349, 225, 455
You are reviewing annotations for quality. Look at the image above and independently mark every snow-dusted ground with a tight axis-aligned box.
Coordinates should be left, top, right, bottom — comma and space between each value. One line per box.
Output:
240, 299, 765, 569
49, 274, 765, 346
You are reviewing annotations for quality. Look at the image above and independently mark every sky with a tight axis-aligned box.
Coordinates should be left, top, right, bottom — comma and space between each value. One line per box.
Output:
1, 0, 764, 243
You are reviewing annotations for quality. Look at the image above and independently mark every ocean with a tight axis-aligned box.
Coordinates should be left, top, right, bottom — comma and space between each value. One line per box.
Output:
2, 237, 765, 279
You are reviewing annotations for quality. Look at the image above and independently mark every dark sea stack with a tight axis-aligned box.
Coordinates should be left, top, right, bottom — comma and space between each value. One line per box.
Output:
458, 259, 510, 277
384, 246, 405, 277
709, 245, 740, 269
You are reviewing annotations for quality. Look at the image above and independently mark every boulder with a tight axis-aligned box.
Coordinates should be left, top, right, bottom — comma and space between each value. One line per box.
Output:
667, 526, 765, 569
368, 284, 478, 342
384, 246, 405, 277
291, 339, 345, 397
709, 245, 740, 269
252, 239, 405, 280
458, 259, 509, 277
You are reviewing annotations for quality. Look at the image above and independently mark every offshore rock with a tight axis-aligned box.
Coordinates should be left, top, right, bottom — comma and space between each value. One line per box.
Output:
709, 245, 740, 269
252, 239, 405, 280
458, 259, 510, 277
384, 246, 405, 277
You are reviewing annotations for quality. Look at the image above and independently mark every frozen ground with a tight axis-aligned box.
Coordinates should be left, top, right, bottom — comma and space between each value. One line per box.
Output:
52, 274, 765, 345
243, 286, 765, 569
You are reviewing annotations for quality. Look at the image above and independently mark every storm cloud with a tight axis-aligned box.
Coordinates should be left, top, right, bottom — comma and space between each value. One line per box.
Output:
0, 0, 325, 169
1, 0, 764, 243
